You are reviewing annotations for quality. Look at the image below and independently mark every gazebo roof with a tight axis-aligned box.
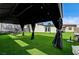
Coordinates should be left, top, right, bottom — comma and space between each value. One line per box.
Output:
0, 3, 62, 25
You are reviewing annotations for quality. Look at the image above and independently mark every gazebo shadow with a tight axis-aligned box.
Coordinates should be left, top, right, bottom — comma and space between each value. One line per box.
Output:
0, 34, 74, 55
0, 35, 30, 55
18, 35, 73, 55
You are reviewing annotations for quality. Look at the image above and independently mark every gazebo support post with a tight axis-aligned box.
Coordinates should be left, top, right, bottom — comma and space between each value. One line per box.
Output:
31, 23, 36, 40
20, 24, 24, 36
52, 18, 63, 49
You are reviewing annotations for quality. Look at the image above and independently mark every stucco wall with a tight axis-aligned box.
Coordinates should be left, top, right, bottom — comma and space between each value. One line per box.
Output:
28, 24, 75, 33
50, 27, 56, 33
29, 24, 45, 32
14, 24, 78, 33
35, 24, 45, 32
65, 27, 75, 32
0, 23, 21, 33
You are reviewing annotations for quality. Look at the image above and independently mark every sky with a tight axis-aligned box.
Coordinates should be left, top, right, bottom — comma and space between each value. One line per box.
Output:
63, 3, 79, 24
43, 3, 79, 25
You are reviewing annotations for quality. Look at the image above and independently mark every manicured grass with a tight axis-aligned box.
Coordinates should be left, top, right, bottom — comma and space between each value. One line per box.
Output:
0, 32, 79, 55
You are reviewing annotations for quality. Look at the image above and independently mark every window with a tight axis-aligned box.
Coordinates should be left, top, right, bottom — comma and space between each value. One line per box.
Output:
62, 27, 65, 31
45, 26, 50, 32
48, 27, 50, 32
69, 27, 72, 30
45, 27, 47, 32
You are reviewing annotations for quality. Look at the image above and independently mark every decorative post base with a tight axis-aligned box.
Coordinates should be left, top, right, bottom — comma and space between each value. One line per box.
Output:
53, 29, 62, 49
52, 18, 63, 49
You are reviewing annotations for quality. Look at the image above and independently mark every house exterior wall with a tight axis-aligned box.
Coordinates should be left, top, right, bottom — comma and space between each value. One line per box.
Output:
27, 24, 44, 32
24, 24, 45, 32
24, 25, 30, 32
26, 24, 76, 33
0, 23, 76, 33
0, 23, 21, 33
50, 27, 56, 33
34, 24, 45, 32
65, 27, 75, 32
0, 23, 14, 32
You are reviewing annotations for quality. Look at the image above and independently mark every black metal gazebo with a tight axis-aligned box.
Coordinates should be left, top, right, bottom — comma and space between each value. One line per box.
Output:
0, 3, 63, 49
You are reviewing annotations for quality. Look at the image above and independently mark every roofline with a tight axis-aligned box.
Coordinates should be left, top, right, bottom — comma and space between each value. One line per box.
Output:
37, 23, 77, 27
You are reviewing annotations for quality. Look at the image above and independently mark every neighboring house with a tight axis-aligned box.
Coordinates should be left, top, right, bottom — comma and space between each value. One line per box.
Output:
24, 23, 45, 32
34, 24, 45, 32
24, 24, 31, 32
73, 27, 79, 42
0, 23, 21, 33
74, 27, 79, 33
0, 23, 77, 33
44, 24, 76, 33
74, 24, 79, 34
25, 23, 77, 33
44, 24, 56, 33
62, 24, 77, 32
24, 23, 77, 33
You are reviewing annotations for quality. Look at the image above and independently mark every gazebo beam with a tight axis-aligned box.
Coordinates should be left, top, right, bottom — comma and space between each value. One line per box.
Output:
9, 4, 19, 16
16, 5, 33, 17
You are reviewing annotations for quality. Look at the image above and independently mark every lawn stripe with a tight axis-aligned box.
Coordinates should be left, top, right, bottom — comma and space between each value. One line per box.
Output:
16, 34, 22, 36
8, 35, 16, 39
14, 40, 29, 47
26, 48, 47, 55
37, 34, 54, 37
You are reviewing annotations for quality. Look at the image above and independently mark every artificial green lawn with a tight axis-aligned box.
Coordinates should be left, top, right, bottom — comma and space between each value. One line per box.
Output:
0, 32, 79, 55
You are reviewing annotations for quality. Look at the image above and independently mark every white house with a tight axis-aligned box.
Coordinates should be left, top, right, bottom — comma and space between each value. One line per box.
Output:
24, 24, 45, 32
0, 23, 21, 33
24, 23, 77, 33
62, 24, 76, 32
0, 23, 77, 33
